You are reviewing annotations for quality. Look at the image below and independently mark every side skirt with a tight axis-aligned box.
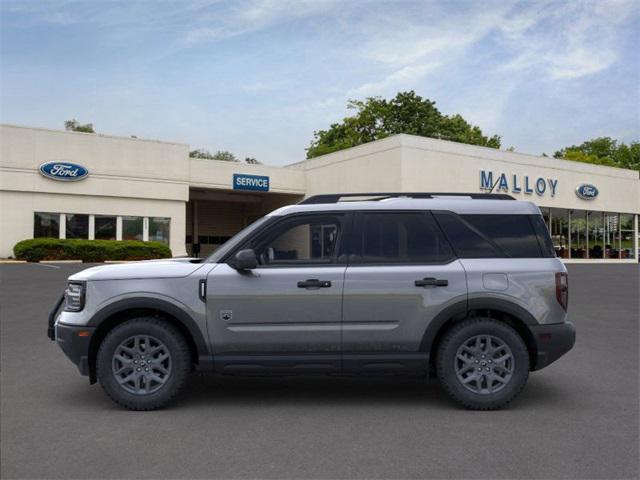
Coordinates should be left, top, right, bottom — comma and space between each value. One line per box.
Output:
211, 352, 429, 376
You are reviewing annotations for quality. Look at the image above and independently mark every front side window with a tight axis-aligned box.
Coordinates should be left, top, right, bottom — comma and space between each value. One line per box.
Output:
34, 212, 59, 238
122, 216, 143, 241
65, 214, 89, 239
252, 215, 342, 266
353, 212, 453, 264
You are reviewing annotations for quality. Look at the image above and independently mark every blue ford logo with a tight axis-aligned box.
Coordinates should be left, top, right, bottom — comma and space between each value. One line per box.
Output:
575, 183, 598, 200
39, 161, 89, 182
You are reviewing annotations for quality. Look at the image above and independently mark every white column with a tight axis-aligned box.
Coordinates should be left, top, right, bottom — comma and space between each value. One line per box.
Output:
143, 217, 149, 242
59, 213, 66, 239
585, 212, 589, 259
116, 216, 123, 241
634, 214, 639, 260
618, 213, 622, 259
568, 210, 572, 259
88, 215, 95, 240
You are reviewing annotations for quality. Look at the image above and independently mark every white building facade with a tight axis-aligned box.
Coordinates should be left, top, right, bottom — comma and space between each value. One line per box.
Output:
1, 124, 638, 262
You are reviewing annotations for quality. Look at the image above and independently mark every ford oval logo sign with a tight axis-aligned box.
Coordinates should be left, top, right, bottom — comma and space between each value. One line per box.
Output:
39, 161, 89, 182
575, 183, 598, 200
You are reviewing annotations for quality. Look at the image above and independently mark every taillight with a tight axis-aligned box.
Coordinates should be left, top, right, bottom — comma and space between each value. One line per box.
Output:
555, 272, 568, 311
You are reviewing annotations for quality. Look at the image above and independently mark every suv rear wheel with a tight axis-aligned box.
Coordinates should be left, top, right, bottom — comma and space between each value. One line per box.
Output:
96, 317, 191, 410
436, 318, 529, 410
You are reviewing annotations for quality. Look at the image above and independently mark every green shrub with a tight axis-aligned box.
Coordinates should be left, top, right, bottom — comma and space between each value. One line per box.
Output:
13, 238, 172, 262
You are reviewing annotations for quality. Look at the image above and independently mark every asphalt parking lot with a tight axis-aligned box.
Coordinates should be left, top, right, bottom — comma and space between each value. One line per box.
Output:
1, 263, 638, 479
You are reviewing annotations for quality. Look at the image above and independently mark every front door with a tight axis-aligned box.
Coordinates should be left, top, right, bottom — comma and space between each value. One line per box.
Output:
206, 213, 349, 373
342, 211, 467, 372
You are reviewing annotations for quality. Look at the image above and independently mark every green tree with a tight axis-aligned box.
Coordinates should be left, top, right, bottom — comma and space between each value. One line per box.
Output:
64, 119, 94, 133
306, 91, 501, 158
244, 157, 262, 164
189, 149, 239, 162
554, 137, 640, 171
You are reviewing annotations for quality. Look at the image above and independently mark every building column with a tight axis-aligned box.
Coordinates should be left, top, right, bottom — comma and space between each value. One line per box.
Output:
116, 216, 123, 241
618, 213, 622, 259
88, 215, 95, 240
634, 214, 639, 261
59, 213, 66, 239
568, 210, 572, 259
585, 212, 589, 259
143, 217, 149, 242
192, 200, 199, 254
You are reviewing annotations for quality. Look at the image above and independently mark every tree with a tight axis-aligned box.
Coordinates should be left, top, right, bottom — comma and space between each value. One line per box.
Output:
244, 157, 262, 164
306, 91, 501, 158
64, 119, 94, 133
189, 149, 239, 162
554, 137, 640, 172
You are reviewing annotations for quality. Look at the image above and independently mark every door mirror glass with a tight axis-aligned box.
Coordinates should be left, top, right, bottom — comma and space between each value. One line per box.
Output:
233, 249, 257, 270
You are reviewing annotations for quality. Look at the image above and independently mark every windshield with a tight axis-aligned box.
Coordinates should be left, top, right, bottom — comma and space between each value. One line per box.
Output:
205, 215, 271, 263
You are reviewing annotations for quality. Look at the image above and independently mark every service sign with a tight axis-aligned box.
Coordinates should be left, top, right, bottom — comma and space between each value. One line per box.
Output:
39, 161, 89, 182
575, 184, 598, 200
233, 173, 269, 192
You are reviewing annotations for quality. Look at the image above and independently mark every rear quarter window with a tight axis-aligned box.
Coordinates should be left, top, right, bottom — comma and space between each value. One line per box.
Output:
435, 212, 554, 258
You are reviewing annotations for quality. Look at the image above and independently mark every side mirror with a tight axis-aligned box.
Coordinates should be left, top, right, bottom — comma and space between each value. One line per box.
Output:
233, 249, 257, 270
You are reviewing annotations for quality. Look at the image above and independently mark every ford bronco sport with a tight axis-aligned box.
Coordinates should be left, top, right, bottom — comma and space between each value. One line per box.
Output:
49, 192, 575, 410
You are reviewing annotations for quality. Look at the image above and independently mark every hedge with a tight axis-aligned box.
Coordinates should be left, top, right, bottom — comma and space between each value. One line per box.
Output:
13, 238, 172, 262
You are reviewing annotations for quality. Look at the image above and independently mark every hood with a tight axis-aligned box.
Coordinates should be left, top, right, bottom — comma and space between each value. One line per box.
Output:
68, 258, 209, 281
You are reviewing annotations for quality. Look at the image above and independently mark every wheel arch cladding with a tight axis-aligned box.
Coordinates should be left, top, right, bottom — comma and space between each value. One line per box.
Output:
422, 298, 538, 371
86, 298, 207, 384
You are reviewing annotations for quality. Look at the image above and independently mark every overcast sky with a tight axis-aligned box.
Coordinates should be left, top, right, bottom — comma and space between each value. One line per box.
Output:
2, 0, 639, 165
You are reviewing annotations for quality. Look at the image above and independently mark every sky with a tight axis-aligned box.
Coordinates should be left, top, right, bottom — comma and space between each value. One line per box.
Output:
1, 0, 639, 165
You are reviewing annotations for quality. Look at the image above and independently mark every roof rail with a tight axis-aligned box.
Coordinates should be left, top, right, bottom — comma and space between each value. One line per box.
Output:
299, 192, 515, 204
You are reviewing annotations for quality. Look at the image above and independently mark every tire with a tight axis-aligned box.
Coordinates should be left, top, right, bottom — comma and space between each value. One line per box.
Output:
436, 318, 529, 410
97, 317, 191, 411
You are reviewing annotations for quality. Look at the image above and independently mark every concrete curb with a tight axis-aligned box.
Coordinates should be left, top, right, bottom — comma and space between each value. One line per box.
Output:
39, 260, 83, 264
0, 259, 27, 264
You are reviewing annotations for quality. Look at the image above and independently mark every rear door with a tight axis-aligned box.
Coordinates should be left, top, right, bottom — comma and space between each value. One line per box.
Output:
341, 211, 467, 372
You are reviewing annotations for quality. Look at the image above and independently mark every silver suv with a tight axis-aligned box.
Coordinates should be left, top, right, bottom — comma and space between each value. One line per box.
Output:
49, 193, 575, 411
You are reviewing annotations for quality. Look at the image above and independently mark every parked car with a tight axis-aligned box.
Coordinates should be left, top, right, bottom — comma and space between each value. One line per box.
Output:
49, 192, 575, 410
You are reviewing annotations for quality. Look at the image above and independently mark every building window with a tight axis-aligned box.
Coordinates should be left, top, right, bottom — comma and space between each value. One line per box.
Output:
122, 216, 143, 241
34, 212, 60, 238
604, 213, 619, 259
570, 210, 587, 258
95, 215, 117, 240
149, 217, 170, 244
588, 212, 604, 259
549, 209, 569, 259
65, 214, 89, 239
620, 214, 636, 259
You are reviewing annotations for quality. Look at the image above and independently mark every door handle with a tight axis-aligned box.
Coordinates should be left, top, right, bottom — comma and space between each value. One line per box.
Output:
297, 279, 332, 289
415, 277, 448, 287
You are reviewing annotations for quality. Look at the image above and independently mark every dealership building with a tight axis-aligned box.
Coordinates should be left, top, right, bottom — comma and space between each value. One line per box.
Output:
1, 124, 638, 262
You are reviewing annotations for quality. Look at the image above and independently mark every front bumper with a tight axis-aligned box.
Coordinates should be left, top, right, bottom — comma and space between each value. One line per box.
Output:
54, 322, 95, 376
530, 321, 576, 370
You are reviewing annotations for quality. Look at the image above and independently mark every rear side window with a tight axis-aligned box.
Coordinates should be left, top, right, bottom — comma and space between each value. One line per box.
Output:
353, 212, 454, 264
434, 212, 553, 258
433, 212, 501, 258
461, 215, 543, 258
530, 215, 556, 257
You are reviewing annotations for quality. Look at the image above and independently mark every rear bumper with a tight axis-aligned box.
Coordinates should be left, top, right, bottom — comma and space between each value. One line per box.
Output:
55, 322, 95, 376
530, 321, 576, 370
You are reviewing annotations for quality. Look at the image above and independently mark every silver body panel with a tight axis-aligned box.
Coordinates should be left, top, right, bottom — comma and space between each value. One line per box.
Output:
342, 262, 467, 352
206, 263, 345, 353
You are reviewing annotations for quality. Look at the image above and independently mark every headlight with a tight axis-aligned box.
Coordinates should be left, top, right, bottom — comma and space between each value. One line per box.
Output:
64, 282, 85, 312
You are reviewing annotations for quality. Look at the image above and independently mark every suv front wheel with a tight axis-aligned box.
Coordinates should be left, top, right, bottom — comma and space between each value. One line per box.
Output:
436, 318, 529, 410
96, 317, 191, 410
